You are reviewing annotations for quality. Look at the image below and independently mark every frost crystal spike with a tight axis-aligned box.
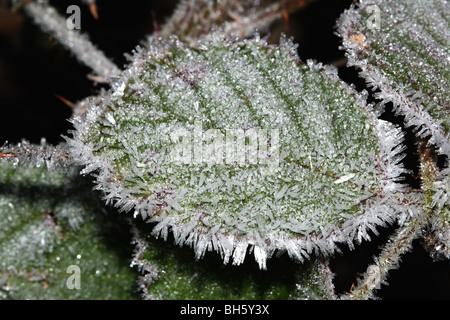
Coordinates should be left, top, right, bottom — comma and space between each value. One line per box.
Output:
68, 34, 407, 269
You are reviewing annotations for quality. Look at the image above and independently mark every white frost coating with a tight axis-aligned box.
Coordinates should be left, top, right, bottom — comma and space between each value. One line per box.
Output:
68, 33, 409, 269
433, 165, 450, 211
253, 245, 268, 270
23, 0, 120, 79
232, 241, 249, 266
342, 200, 429, 300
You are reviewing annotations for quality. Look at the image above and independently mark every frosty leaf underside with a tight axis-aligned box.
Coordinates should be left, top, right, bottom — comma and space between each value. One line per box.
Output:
69, 35, 407, 268
0, 149, 334, 300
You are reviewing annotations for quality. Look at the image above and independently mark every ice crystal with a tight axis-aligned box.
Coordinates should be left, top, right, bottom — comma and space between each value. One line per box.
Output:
338, 2, 450, 272
337, 0, 450, 156
4, 0, 449, 300
68, 34, 407, 269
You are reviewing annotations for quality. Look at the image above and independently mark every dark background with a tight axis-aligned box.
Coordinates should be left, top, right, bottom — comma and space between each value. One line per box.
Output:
0, 0, 449, 299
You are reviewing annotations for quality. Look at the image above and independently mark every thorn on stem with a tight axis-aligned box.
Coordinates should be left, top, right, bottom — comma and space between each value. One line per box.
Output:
283, 11, 290, 24
0, 153, 15, 158
151, 10, 160, 36
89, 2, 99, 20
54, 94, 74, 109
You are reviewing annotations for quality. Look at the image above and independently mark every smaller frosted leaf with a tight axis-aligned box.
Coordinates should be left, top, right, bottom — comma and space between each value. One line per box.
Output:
130, 223, 333, 300
337, 0, 450, 156
68, 34, 408, 269
0, 161, 137, 299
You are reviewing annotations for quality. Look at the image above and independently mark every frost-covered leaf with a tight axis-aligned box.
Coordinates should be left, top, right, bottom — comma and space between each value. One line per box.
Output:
0, 161, 137, 299
68, 34, 407, 269
130, 223, 334, 300
337, 0, 450, 156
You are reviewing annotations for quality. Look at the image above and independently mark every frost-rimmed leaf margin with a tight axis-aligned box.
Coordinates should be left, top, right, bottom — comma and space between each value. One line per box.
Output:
336, 0, 450, 157
66, 33, 408, 269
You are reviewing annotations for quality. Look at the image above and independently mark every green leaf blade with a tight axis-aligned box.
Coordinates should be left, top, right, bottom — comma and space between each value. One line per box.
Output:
69, 34, 407, 268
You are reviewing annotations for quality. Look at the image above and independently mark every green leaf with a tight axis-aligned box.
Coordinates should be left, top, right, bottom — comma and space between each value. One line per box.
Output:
0, 161, 138, 299
338, 1, 450, 262
68, 34, 407, 269
337, 0, 450, 156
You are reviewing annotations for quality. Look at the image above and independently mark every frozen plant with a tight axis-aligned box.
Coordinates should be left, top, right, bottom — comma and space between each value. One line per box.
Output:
0, 0, 448, 300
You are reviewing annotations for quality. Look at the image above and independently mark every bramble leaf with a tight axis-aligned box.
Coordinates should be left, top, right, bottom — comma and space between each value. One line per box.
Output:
68, 34, 407, 269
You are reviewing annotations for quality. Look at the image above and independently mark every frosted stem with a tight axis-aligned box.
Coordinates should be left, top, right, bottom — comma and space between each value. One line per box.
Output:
319, 259, 338, 300
130, 224, 159, 300
341, 213, 426, 300
23, 1, 120, 79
